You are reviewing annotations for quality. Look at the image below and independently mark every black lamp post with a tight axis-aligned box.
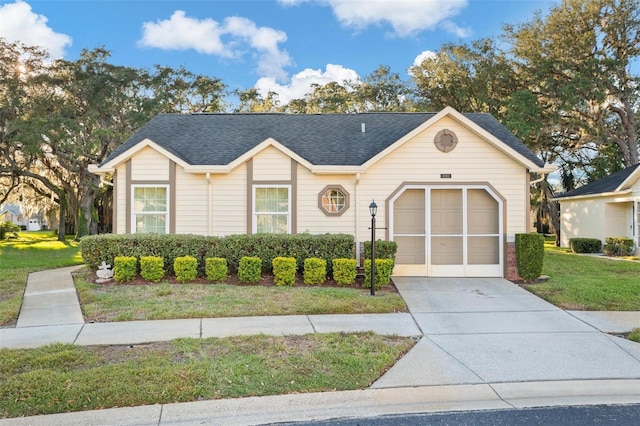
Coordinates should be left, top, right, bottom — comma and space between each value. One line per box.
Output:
369, 200, 377, 296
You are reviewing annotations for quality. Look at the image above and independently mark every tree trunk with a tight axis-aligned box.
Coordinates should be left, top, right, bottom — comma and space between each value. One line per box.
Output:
542, 181, 561, 246
76, 174, 101, 239
57, 191, 67, 242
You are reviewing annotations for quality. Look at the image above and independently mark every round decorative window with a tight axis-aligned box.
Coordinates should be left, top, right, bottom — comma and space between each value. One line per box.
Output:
434, 129, 458, 153
318, 186, 350, 216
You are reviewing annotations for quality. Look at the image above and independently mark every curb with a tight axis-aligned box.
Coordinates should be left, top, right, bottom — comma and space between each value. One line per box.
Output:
1, 380, 639, 425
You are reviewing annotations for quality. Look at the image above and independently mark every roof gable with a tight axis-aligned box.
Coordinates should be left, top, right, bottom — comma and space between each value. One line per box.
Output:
93, 109, 546, 174
555, 164, 640, 200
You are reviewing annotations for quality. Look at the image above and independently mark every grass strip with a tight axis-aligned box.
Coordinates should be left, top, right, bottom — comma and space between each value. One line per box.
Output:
528, 242, 640, 311
0, 232, 82, 325
0, 333, 414, 418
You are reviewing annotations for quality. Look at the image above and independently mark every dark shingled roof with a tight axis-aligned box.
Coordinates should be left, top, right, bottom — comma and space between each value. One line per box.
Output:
103, 112, 544, 168
555, 164, 640, 199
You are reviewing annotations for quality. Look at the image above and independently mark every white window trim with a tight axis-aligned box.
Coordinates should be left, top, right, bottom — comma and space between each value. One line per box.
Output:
131, 184, 170, 234
252, 184, 292, 234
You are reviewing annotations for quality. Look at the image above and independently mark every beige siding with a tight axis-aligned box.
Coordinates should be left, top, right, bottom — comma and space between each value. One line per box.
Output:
211, 162, 248, 235
296, 167, 357, 235
115, 164, 127, 234
131, 147, 169, 181
174, 167, 209, 235
253, 146, 291, 181
560, 198, 607, 247
605, 202, 633, 239
357, 116, 528, 242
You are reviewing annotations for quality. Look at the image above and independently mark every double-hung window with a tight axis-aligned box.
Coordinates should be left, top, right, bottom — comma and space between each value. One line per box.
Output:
253, 185, 290, 234
132, 185, 169, 234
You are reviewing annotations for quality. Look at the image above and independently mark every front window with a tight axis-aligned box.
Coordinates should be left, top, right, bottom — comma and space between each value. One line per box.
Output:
133, 186, 168, 234
318, 185, 349, 216
254, 186, 290, 233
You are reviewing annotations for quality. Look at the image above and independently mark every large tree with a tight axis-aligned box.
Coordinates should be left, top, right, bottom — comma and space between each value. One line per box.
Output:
505, 0, 640, 171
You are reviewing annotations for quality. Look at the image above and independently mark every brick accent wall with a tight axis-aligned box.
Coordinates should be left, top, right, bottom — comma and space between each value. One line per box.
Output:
505, 242, 521, 281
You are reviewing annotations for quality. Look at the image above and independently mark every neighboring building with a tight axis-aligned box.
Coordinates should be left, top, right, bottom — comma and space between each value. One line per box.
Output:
89, 107, 553, 278
0, 204, 28, 228
555, 164, 640, 253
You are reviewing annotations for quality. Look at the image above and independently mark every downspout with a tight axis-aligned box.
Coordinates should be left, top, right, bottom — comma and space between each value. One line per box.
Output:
206, 173, 212, 236
355, 173, 361, 266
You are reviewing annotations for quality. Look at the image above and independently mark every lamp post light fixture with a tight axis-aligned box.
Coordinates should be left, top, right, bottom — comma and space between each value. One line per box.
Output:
369, 200, 377, 296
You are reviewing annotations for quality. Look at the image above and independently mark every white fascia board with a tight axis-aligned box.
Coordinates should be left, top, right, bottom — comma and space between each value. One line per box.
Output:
89, 139, 191, 174
310, 166, 366, 175
552, 189, 633, 202
225, 137, 314, 172
615, 167, 640, 192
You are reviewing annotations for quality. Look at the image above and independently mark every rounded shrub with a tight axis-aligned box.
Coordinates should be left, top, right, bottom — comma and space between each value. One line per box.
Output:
515, 233, 545, 282
303, 257, 326, 285
205, 257, 228, 283
174, 255, 198, 283
238, 256, 262, 283
140, 256, 165, 282
114, 256, 137, 283
332, 258, 357, 286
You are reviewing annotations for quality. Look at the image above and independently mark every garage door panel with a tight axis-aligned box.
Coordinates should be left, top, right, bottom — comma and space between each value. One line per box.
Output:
431, 236, 463, 265
395, 236, 425, 264
468, 236, 500, 265
395, 210, 425, 234
468, 189, 499, 234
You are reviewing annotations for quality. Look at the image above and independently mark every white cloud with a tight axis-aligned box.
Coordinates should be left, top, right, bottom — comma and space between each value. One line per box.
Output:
412, 50, 437, 67
139, 11, 292, 81
277, 0, 469, 37
139, 10, 229, 56
0, 0, 71, 58
255, 64, 360, 104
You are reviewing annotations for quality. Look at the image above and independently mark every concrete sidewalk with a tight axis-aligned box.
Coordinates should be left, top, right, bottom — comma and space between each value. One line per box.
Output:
1, 268, 639, 425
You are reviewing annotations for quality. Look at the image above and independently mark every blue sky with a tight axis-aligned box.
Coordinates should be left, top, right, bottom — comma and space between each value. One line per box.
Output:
0, 0, 554, 104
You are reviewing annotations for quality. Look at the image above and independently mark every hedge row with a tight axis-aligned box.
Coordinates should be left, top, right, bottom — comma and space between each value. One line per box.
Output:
80, 233, 355, 275
604, 237, 635, 256
569, 238, 602, 254
113, 255, 365, 286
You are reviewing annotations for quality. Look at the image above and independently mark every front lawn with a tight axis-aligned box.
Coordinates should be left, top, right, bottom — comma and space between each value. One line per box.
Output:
525, 241, 640, 311
0, 333, 414, 418
75, 269, 407, 322
0, 232, 82, 326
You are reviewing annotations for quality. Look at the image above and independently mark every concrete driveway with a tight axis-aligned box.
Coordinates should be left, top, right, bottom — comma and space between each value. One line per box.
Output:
373, 277, 640, 387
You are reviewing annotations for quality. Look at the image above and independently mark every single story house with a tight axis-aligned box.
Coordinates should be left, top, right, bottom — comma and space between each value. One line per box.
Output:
89, 107, 553, 278
555, 163, 640, 253
0, 204, 29, 229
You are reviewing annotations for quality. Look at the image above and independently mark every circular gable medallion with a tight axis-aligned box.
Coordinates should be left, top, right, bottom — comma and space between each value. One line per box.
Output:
434, 129, 458, 153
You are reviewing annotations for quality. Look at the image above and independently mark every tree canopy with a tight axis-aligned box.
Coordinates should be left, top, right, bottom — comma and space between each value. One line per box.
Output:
2, 0, 639, 238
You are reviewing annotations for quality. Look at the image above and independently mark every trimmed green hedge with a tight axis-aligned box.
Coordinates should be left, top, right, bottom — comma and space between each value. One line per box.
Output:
205, 257, 228, 283
140, 256, 164, 282
272, 257, 297, 286
114, 256, 137, 283
363, 240, 397, 261
80, 233, 354, 275
603, 237, 635, 256
238, 257, 262, 283
332, 258, 357, 286
304, 257, 327, 285
569, 238, 602, 254
363, 259, 394, 290
515, 233, 544, 282
174, 256, 198, 283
